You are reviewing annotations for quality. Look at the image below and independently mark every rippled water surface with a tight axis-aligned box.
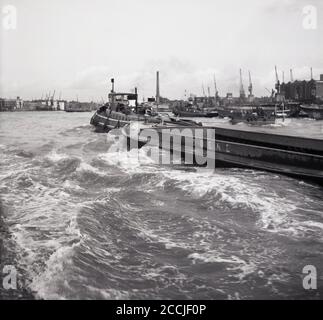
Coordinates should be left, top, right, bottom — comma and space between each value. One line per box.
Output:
0, 111, 323, 299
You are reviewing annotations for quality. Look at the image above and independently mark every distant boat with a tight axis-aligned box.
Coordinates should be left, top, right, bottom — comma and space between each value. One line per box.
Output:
173, 106, 218, 118
300, 104, 323, 120
65, 101, 95, 112
229, 107, 276, 125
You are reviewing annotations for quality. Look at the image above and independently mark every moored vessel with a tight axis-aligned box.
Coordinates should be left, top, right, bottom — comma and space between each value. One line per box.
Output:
300, 104, 323, 120
123, 123, 323, 184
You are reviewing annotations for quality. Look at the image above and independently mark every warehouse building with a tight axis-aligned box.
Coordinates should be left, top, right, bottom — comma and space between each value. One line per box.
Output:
280, 74, 323, 102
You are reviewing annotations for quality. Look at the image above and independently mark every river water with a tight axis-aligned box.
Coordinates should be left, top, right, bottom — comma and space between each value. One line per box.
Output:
0, 111, 322, 299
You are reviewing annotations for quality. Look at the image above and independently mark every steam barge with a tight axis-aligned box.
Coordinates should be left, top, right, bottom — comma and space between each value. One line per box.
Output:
124, 125, 323, 184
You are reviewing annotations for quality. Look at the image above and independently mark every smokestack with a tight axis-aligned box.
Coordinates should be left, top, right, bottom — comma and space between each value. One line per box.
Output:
135, 87, 138, 112
156, 71, 160, 105
111, 78, 114, 93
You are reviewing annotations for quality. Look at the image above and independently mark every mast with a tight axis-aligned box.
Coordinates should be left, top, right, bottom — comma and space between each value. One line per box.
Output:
275, 65, 280, 93
156, 71, 160, 107
51, 90, 56, 107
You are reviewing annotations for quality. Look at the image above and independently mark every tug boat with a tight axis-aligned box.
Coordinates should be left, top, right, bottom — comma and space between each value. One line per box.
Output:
90, 79, 202, 132
90, 79, 160, 132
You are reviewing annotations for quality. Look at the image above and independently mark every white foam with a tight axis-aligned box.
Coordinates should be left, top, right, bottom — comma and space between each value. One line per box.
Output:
76, 161, 105, 176
156, 168, 304, 236
45, 150, 70, 162
85, 285, 130, 299
63, 179, 84, 191
30, 241, 81, 299
97, 146, 157, 174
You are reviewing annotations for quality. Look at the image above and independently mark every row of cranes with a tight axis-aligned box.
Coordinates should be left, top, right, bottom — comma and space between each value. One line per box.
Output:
197, 70, 254, 102
40, 90, 66, 104
185, 66, 316, 103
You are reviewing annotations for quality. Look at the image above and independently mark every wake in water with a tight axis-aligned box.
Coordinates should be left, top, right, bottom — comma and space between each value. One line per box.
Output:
1, 114, 323, 299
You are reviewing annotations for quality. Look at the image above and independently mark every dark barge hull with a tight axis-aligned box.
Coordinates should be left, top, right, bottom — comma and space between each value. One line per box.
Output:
90, 111, 140, 132
300, 107, 323, 120
142, 126, 323, 185
230, 118, 275, 125
174, 111, 218, 118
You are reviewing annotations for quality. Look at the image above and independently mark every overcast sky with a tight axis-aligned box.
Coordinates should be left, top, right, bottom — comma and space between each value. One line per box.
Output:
0, 0, 322, 101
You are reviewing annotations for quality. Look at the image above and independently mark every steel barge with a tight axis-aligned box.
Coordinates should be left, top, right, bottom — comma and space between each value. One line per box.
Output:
124, 124, 323, 184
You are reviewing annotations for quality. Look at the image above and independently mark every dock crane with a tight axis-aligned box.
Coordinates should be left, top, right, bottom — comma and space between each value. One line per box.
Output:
248, 71, 253, 98
265, 87, 275, 99
50, 90, 56, 108
202, 84, 206, 97
239, 69, 246, 99
213, 75, 218, 105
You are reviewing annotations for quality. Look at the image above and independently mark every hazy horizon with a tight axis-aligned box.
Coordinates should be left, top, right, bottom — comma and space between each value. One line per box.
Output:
1, 0, 322, 102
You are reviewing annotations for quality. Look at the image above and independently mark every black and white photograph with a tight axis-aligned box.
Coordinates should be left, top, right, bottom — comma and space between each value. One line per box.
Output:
0, 0, 323, 307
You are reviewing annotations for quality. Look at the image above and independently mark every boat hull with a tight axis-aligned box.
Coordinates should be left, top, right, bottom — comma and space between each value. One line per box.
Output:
173, 110, 218, 118
300, 106, 323, 120
90, 111, 143, 132
141, 126, 323, 185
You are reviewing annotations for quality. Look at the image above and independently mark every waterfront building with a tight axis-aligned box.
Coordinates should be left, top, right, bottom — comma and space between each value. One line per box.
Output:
0, 97, 22, 111
280, 74, 323, 102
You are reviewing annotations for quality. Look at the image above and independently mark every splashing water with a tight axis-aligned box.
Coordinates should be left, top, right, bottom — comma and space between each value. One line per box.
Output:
0, 112, 323, 300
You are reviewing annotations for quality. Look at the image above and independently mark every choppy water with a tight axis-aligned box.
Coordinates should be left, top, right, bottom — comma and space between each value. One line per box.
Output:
0, 111, 323, 300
